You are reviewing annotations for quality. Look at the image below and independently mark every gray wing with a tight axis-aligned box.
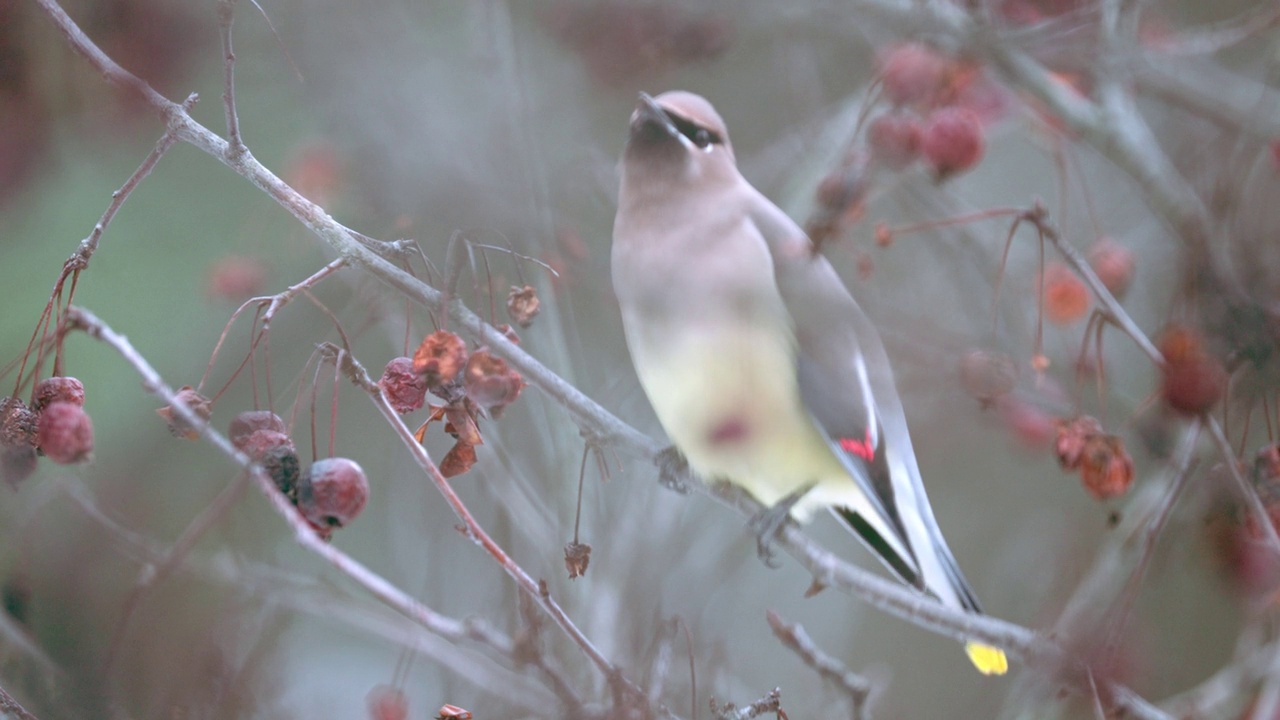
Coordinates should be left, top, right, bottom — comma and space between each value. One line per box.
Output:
746, 185, 983, 612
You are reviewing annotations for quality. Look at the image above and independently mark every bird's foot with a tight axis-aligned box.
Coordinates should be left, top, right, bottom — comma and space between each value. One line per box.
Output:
655, 445, 694, 494
748, 483, 815, 568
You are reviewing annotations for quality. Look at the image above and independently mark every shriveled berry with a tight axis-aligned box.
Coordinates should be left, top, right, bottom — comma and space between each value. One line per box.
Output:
0, 397, 38, 448
32, 376, 84, 412
463, 350, 525, 416
413, 331, 468, 390
440, 440, 478, 478
959, 349, 1017, 406
367, 684, 408, 720
261, 443, 301, 500
564, 540, 592, 580
506, 285, 541, 328
379, 357, 428, 414
879, 42, 950, 108
921, 107, 985, 179
1, 446, 37, 489
1087, 238, 1135, 299
156, 386, 213, 440
1079, 433, 1134, 500
1041, 262, 1090, 325
866, 113, 922, 170
297, 457, 369, 530
37, 401, 94, 464
1055, 415, 1102, 471
229, 411, 288, 451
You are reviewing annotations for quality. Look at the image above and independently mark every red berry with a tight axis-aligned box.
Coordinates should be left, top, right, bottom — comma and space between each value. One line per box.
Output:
297, 457, 369, 531
0, 397, 38, 448
379, 357, 428, 414
1041, 262, 1090, 325
32, 376, 84, 413
879, 42, 949, 108
1157, 325, 1226, 416
1087, 238, 1136, 299
866, 113, 922, 170
921, 107, 985, 179
37, 401, 94, 464
367, 685, 408, 720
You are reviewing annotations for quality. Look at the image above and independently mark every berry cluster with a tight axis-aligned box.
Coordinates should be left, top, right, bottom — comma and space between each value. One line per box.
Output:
1, 376, 94, 487
229, 410, 368, 541
1054, 415, 1135, 501
378, 329, 526, 478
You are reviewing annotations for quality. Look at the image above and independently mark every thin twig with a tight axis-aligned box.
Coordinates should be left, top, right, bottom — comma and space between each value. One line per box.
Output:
217, 0, 245, 158
767, 610, 873, 720
0, 683, 39, 720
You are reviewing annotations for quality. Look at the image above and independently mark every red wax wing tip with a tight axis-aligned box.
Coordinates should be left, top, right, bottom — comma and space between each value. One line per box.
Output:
839, 430, 875, 462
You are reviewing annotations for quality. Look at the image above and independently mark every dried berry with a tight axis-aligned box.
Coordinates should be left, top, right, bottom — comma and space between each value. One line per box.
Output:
1, 446, 37, 489
1079, 434, 1134, 500
959, 349, 1017, 406
37, 401, 94, 464
0, 397, 38, 448
921, 107, 985, 179
229, 410, 287, 449
564, 540, 592, 579
413, 331, 468, 390
379, 357, 428, 414
1055, 415, 1103, 471
435, 705, 472, 720
866, 113, 922, 170
1087, 238, 1135, 300
367, 684, 408, 720
1041, 262, 1090, 325
155, 386, 213, 440
207, 255, 267, 302
506, 285, 541, 328
297, 457, 369, 531
463, 350, 525, 416
32, 376, 84, 412
1158, 325, 1226, 417
879, 42, 950, 108
261, 443, 301, 500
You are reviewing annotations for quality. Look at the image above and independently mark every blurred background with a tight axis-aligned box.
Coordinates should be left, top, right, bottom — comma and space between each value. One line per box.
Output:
1, 0, 1278, 717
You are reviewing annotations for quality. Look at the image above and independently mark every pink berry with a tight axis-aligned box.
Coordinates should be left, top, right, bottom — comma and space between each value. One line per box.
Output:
298, 457, 369, 530
464, 350, 525, 416
229, 411, 288, 451
379, 357, 428, 414
32, 376, 85, 413
37, 401, 94, 464
866, 113, 922, 170
879, 42, 949, 108
921, 107, 985, 179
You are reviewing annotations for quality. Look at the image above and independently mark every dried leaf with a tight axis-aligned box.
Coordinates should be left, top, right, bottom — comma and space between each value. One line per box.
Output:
440, 441, 478, 478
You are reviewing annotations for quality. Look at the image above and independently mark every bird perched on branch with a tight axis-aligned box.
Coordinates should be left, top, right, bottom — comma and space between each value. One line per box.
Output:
611, 90, 1007, 675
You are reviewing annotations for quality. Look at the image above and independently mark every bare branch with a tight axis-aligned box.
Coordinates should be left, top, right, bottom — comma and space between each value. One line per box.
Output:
0, 683, 39, 720
767, 611, 873, 719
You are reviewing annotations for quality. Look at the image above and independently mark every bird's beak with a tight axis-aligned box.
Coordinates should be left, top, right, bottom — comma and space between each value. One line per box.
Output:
633, 92, 679, 139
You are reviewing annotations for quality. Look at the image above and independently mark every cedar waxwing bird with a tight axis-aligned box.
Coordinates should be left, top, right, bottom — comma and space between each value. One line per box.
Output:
611, 90, 1008, 676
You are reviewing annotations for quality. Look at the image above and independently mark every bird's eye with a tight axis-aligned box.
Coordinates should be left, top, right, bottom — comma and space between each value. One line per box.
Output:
694, 129, 711, 149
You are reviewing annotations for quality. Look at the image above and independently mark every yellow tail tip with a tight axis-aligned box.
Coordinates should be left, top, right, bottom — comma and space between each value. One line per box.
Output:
964, 642, 1009, 676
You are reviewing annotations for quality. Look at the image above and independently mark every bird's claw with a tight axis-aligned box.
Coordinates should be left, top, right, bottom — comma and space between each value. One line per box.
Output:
748, 483, 814, 568
655, 446, 694, 494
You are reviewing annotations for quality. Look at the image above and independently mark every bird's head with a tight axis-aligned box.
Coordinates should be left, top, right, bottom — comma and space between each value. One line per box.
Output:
622, 91, 736, 183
